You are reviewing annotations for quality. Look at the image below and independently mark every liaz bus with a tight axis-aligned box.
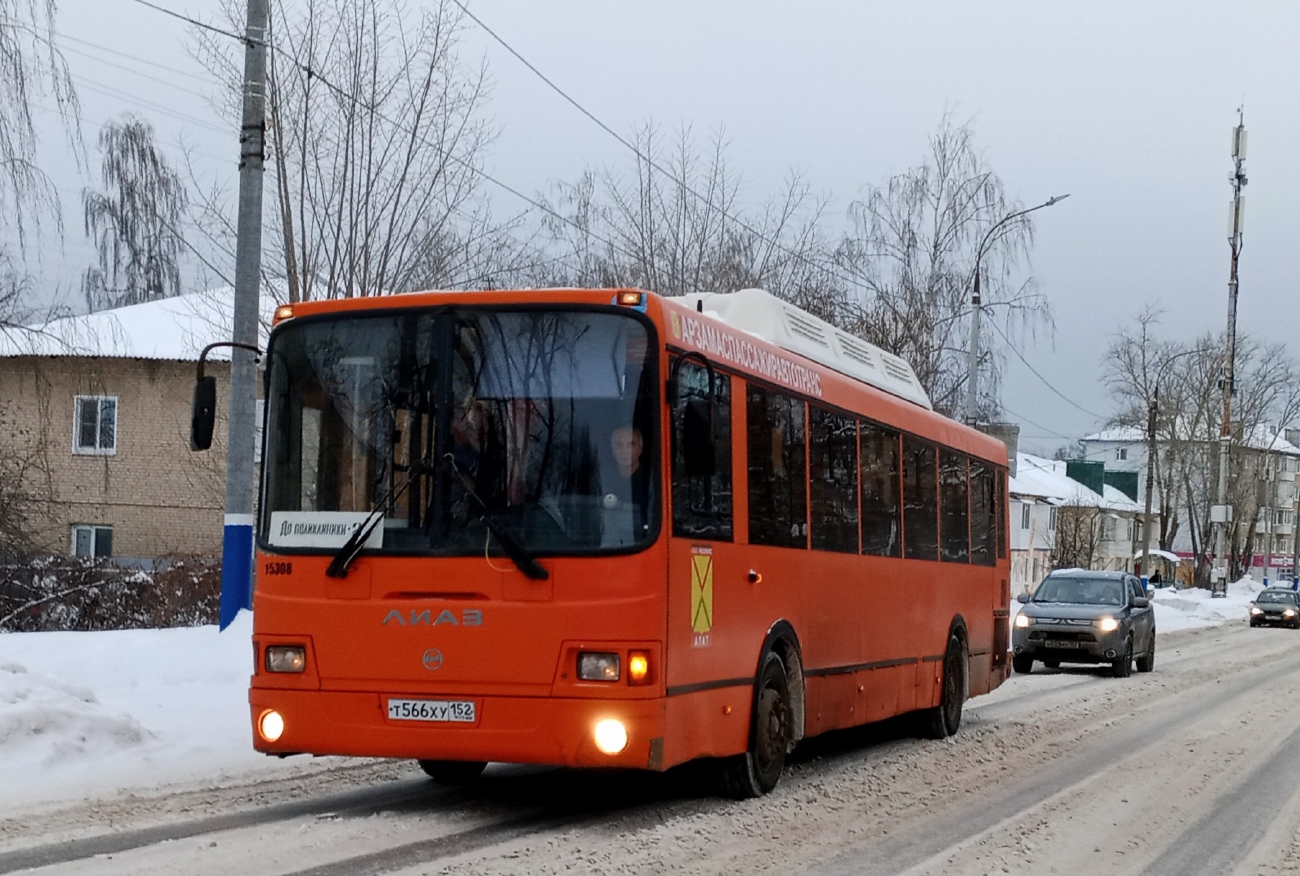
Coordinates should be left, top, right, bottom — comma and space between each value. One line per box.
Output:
194, 286, 1010, 798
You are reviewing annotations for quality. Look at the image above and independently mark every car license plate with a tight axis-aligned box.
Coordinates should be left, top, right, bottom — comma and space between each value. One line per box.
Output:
1044, 639, 1082, 649
387, 698, 476, 723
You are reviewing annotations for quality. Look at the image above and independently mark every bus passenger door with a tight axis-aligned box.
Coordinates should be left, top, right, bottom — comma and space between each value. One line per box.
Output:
665, 361, 745, 755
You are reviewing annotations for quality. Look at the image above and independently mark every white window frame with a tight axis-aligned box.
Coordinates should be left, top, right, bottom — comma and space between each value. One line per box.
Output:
71, 524, 113, 558
1117, 447, 1128, 461
1049, 506, 1058, 532
73, 395, 118, 455
1020, 504, 1031, 530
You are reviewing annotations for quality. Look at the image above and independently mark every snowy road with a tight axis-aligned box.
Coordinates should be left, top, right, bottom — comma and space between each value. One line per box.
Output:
5, 620, 1300, 875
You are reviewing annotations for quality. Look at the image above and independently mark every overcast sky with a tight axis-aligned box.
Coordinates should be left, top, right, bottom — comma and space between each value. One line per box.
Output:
21, 0, 1300, 454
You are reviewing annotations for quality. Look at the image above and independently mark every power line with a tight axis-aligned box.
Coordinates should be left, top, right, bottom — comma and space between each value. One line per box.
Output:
446, 0, 901, 311
121, 0, 652, 273
986, 318, 1110, 420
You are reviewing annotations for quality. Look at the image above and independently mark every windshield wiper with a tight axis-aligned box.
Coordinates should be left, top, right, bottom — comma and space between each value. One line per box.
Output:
443, 453, 549, 581
325, 460, 427, 579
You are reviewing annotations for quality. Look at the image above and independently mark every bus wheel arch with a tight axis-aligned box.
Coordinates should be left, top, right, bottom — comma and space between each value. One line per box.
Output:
716, 621, 804, 799
761, 620, 805, 747
918, 617, 969, 740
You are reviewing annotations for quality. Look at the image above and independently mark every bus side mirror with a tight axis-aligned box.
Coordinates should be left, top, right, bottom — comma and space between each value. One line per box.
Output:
191, 375, 217, 451
682, 398, 716, 477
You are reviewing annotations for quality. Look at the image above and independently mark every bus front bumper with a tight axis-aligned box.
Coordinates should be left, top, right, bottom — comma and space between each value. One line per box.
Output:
249, 688, 667, 770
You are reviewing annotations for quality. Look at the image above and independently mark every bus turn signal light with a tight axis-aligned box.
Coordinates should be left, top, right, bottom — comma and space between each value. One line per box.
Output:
627, 650, 652, 685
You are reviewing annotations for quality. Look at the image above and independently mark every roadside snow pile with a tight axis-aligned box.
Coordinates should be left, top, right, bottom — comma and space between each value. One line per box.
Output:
0, 661, 150, 762
1149, 576, 1261, 632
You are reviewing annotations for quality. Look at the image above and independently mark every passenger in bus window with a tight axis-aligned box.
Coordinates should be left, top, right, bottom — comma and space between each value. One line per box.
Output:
609, 425, 646, 500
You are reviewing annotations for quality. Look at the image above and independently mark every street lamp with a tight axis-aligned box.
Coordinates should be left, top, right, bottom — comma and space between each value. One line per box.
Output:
964, 194, 1071, 424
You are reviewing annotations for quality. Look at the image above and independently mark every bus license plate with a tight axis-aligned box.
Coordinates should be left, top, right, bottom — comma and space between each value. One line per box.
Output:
387, 699, 476, 723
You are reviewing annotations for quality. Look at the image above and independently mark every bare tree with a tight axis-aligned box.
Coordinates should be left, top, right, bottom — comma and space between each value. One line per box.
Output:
81, 116, 190, 311
1106, 312, 1300, 581
836, 116, 1053, 417
0, 0, 79, 249
539, 123, 843, 308
1051, 501, 1102, 570
193, 0, 497, 301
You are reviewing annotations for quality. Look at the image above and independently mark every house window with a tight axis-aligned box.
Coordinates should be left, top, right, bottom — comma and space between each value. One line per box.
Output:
1020, 504, 1031, 530
72, 524, 113, 558
1049, 506, 1058, 531
1276, 509, 1292, 527
74, 395, 118, 454
1116, 447, 1128, 461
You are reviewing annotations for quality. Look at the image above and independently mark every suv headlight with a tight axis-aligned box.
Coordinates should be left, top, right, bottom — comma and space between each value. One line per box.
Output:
1097, 616, 1119, 633
1014, 614, 1032, 628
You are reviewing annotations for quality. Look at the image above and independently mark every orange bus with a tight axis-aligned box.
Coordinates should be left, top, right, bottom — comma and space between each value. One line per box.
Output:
234, 286, 1009, 797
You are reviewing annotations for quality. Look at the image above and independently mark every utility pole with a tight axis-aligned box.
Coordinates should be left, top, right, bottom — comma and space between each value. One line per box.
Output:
1211, 109, 1247, 598
1263, 455, 1275, 586
1139, 388, 1158, 589
220, 0, 268, 630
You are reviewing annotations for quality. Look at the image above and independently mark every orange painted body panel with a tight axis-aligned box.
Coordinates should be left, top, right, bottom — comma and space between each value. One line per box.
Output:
251, 288, 1010, 773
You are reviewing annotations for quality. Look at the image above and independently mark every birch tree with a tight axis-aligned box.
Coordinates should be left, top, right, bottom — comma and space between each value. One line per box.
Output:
81, 116, 190, 311
1, 0, 78, 248
835, 116, 1053, 417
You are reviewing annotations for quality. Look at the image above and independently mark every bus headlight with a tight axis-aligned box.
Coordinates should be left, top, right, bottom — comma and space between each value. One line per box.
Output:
258, 709, 285, 743
578, 652, 621, 682
266, 645, 306, 673
593, 719, 628, 754
1097, 617, 1119, 633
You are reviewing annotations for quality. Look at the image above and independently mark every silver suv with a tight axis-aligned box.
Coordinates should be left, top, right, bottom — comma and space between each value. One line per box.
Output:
1012, 570, 1156, 678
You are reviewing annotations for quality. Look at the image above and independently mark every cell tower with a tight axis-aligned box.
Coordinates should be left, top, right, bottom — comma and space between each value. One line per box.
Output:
1211, 108, 1247, 596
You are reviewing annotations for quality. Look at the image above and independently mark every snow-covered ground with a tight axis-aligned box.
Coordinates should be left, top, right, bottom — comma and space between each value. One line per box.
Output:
0, 578, 1268, 812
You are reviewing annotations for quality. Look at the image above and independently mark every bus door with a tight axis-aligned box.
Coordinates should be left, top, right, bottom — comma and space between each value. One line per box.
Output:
664, 359, 743, 751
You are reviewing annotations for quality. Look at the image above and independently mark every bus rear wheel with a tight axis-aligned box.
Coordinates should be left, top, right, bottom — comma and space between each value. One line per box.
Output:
717, 651, 791, 799
418, 759, 487, 785
918, 632, 967, 739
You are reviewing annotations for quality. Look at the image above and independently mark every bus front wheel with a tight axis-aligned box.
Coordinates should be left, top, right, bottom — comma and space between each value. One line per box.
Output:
717, 650, 791, 799
418, 759, 487, 785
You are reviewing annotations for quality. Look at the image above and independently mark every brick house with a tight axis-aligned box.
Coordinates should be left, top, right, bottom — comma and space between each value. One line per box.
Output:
0, 290, 271, 565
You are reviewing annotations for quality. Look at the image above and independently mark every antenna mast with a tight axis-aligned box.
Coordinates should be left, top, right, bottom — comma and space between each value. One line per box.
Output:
1211, 108, 1247, 596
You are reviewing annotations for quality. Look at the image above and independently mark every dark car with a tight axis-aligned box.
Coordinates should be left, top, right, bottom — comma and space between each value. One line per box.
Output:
1248, 588, 1300, 628
1011, 570, 1156, 678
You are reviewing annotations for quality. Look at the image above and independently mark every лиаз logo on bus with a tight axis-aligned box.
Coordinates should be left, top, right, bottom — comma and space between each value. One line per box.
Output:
691, 545, 713, 648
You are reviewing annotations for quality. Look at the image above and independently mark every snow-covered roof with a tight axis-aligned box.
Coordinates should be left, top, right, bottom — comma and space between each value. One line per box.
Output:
1009, 452, 1139, 512
0, 287, 277, 362
1081, 426, 1144, 443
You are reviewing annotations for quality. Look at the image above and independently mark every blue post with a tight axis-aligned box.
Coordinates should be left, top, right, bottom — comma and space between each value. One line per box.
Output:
220, 514, 254, 630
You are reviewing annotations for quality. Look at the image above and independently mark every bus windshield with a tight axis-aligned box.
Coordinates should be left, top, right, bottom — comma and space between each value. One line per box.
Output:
260, 308, 657, 557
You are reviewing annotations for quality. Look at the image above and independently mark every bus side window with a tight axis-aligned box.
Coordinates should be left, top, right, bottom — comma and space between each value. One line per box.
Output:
747, 383, 807, 548
940, 450, 970, 563
860, 422, 901, 558
671, 361, 733, 540
810, 405, 858, 553
969, 461, 997, 566
902, 435, 939, 561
